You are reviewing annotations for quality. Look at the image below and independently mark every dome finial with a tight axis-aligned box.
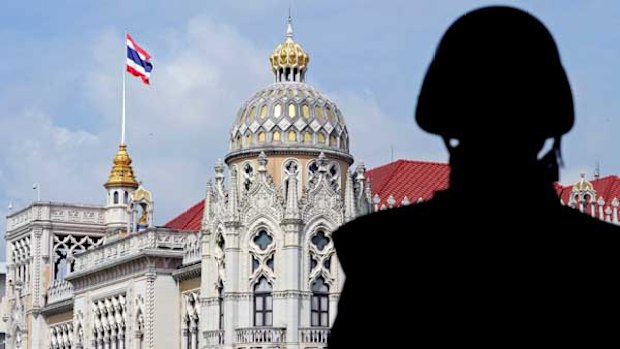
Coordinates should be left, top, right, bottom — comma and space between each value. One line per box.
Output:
286, 8, 294, 40
270, 9, 309, 83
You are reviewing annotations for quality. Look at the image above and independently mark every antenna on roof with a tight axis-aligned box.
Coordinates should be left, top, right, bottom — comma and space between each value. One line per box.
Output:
594, 161, 600, 179
390, 145, 394, 163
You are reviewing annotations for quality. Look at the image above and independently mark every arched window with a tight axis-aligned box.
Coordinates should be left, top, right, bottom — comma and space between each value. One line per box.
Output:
288, 130, 297, 142
330, 135, 338, 147
258, 131, 266, 143
315, 106, 324, 122
288, 103, 297, 118
273, 130, 281, 142
303, 131, 312, 143
253, 230, 273, 251
274, 104, 282, 118
311, 277, 329, 327
124, 191, 129, 204
327, 162, 341, 192
327, 107, 336, 123
242, 162, 255, 191
308, 160, 319, 187
302, 104, 310, 119
254, 277, 273, 326
259, 105, 268, 119
113, 191, 119, 204
317, 133, 326, 144
248, 105, 256, 123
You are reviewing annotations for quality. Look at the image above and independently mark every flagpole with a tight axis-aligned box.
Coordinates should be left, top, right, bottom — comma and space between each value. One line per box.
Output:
121, 32, 127, 146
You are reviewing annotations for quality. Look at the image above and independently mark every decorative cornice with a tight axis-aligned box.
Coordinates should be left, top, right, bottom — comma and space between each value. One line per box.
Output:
172, 262, 201, 281
68, 254, 183, 292
40, 299, 73, 317
225, 147, 354, 165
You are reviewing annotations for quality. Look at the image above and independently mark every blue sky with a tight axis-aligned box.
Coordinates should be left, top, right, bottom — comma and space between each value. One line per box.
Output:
2, 0, 620, 258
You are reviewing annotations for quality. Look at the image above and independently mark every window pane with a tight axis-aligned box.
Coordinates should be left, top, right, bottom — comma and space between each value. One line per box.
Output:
255, 296, 263, 311
288, 130, 297, 142
311, 296, 318, 311
255, 312, 263, 326
254, 231, 273, 251
260, 105, 268, 119
311, 231, 330, 251
252, 257, 259, 272
321, 313, 328, 327
266, 296, 273, 311
320, 296, 329, 310
255, 277, 272, 292
311, 313, 319, 327
312, 277, 329, 293
266, 256, 274, 271
323, 256, 331, 270
265, 312, 273, 326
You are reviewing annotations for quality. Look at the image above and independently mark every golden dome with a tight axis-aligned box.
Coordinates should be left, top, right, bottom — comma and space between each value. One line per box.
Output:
269, 16, 310, 74
572, 172, 595, 192
104, 144, 139, 189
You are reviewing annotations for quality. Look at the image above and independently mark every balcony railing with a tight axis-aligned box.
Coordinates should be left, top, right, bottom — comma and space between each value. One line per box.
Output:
183, 232, 201, 265
46, 279, 74, 304
204, 330, 224, 347
235, 327, 286, 346
299, 327, 330, 345
72, 229, 188, 273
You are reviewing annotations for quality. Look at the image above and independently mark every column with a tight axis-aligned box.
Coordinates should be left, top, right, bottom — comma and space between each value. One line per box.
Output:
181, 329, 189, 349
134, 331, 142, 349
224, 224, 240, 347
280, 220, 302, 349
118, 330, 125, 349
190, 325, 198, 349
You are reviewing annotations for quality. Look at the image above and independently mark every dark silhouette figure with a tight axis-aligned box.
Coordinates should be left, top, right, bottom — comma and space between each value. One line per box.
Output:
329, 6, 620, 347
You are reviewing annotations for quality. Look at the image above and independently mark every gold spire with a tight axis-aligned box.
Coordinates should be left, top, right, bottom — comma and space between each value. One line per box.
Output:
104, 144, 139, 189
269, 15, 310, 74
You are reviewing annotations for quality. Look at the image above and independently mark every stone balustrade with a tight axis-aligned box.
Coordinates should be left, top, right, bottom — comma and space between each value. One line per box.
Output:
203, 329, 224, 347
46, 279, 74, 304
183, 232, 202, 265
299, 327, 330, 345
235, 327, 286, 346
72, 229, 189, 273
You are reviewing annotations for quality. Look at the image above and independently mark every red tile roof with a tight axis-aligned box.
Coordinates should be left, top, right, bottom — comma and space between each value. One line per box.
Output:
366, 159, 450, 208
164, 200, 204, 231
164, 160, 620, 231
556, 175, 620, 208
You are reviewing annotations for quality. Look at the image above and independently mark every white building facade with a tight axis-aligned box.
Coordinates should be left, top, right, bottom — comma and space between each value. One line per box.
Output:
2, 16, 373, 349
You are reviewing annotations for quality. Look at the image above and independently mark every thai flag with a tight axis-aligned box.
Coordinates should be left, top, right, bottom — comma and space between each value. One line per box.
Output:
126, 34, 153, 85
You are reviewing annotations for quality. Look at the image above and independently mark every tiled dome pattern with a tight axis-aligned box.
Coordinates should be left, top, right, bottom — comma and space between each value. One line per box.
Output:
228, 82, 349, 154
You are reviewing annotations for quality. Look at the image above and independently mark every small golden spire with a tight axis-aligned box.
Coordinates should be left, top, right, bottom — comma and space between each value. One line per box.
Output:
269, 14, 310, 80
104, 144, 139, 189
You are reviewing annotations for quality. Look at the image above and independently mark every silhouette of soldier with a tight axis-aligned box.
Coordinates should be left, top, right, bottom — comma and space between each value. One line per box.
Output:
329, 6, 620, 347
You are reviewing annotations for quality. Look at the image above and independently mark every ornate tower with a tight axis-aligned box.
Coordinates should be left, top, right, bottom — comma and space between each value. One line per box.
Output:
103, 144, 139, 234
199, 15, 371, 349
